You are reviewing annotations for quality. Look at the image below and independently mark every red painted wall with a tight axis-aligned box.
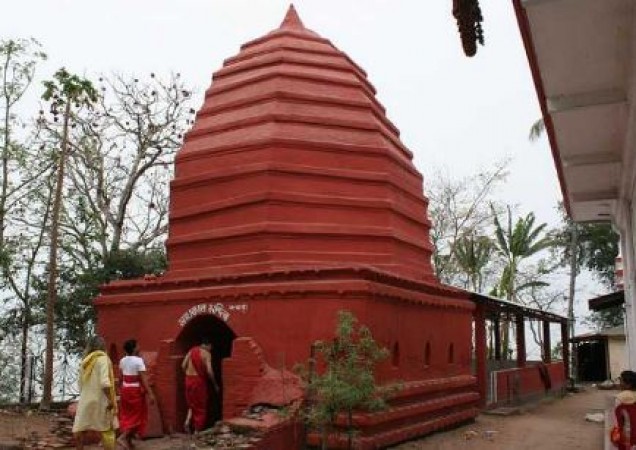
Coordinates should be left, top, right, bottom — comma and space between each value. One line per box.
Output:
493, 362, 566, 406
96, 268, 476, 433
98, 269, 473, 382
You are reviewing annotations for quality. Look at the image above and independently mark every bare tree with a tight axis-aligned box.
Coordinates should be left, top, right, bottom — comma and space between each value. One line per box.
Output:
522, 286, 564, 354
0, 55, 193, 404
0, 38, 48, 403
33, 72, 193, 355
427, 159, 509, 287
64, 72, 193, 265
0, 38, 46, 250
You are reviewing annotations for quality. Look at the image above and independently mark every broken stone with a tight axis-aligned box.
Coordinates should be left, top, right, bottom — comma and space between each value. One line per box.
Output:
463, 430, 478, 440
585, 412, 605, 423
483, 430, 498, 440
0, 440, 22, 450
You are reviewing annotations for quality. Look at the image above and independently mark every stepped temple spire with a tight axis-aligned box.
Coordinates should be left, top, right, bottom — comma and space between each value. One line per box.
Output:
279, 4, 304, 30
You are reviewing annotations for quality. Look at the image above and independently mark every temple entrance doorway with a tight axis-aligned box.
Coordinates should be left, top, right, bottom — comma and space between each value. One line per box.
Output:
175, 314, 236, 429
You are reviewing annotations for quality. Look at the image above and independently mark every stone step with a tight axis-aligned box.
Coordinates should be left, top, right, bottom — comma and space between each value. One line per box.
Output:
303, 389, 479, 449
307, 408, 479, 450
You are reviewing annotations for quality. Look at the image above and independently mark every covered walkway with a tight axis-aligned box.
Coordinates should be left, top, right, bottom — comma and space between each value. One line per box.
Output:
471, 293, 569, 407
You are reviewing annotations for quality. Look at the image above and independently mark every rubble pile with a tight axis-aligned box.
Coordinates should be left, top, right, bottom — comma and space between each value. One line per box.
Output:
19, 414, 75, 449
241, 404, 282, 421
0, 408, 72, 449
195, 422, 263, 449
46, 415, 75, 447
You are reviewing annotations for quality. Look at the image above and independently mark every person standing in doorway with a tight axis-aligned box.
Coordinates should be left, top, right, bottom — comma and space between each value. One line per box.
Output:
117, 339, 156, 450
72, 335, 118, 450
182, 337, 219, 433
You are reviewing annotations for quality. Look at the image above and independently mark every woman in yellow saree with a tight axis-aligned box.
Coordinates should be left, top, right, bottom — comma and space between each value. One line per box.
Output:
72, 335, 118, 450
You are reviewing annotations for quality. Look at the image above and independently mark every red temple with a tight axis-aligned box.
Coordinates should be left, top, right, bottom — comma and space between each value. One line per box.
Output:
96, 6, 478, 448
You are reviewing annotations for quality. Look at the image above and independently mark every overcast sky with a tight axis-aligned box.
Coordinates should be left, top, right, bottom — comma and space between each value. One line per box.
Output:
3, 0, 560, 214
3, 1, 605, 334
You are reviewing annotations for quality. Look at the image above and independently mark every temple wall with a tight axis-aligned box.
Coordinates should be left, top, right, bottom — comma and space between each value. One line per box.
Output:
97, 280, 472, 383
490, 361, 566, 407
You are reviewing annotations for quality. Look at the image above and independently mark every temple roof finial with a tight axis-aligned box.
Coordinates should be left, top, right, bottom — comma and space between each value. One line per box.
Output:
279, 4, 305, 30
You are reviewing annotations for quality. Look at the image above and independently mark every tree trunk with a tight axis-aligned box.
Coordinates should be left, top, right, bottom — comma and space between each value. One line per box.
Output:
301, 344, 317, 450
321, 426, 329, 450
0, 49, 11, 249
347, 409, 353, 450
501, 320, 509, 360
19, 306, 29, 404
502, 260, 517, 360
3, 56, 17, 397
41, 101, 71, 410
567, 225, 578, 380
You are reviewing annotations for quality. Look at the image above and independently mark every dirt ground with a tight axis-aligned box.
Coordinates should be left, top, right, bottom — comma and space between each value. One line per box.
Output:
0, 387, 610, 449
0, 409, 52, 447
392, 387, 609, 450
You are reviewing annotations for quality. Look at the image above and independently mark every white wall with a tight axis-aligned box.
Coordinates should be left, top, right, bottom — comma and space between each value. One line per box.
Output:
609, 337, 627, 380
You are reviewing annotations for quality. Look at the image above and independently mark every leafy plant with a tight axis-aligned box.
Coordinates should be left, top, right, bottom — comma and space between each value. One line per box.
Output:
297, 311, 393, 450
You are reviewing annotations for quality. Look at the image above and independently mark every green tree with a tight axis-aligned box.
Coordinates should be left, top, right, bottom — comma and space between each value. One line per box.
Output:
587, 306, 624, 330
454, 233, 493, 292
528, 117, 545, 142
491, 206, 552, 356
492, 206, 552, 299
552, 203, 621, 331
298, 311, 390, 450
40, 68, 97, 409
54, 248, 167, 352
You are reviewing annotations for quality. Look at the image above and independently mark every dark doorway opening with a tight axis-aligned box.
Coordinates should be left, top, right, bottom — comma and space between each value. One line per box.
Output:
175, 314, 236, 429
576, 339, 608, 382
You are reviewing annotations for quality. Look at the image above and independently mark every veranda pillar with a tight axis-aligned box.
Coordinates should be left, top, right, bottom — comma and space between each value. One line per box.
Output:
516, 315, 526, 368
474, 305, 488, 406
542, 320, 551, 363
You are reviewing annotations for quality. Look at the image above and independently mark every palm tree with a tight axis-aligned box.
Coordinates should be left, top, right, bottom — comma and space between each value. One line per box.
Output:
491, 205, 552, 357
454, 233, 493, 292
529, 117, 545, 141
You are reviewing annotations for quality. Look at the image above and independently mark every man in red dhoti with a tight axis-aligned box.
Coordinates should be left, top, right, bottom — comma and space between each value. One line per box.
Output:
182, 337, 219, 433
117, 339, 156, 450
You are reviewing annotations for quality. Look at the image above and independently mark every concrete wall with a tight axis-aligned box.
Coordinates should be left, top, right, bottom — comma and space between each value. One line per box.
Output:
619, 197, 636, 369
608, 336, 627, 380
620, 64, 636, 367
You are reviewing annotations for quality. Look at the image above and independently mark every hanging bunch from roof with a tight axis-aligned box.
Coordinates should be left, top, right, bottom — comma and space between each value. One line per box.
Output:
452, 0, 485, 57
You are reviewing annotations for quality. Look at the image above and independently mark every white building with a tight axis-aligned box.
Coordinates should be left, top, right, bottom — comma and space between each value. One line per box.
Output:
512, 0, 636, 366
